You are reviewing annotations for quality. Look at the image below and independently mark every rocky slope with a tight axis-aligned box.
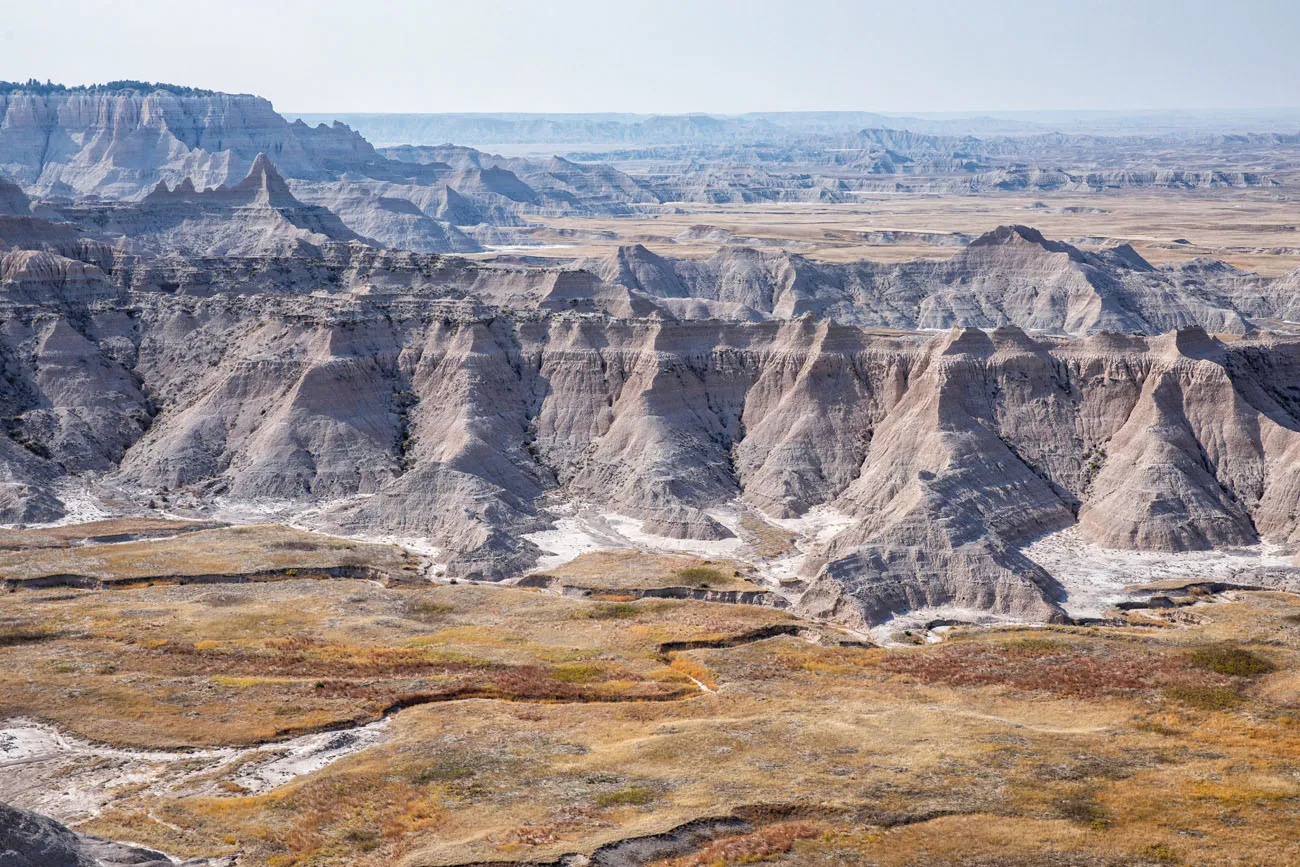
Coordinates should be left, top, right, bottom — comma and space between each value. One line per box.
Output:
383, 144, 661, 210
283, 184, 480, 254
0, 801, 228, 866
795, 326, 1300, 626
3, 210, 1300, 627
290, 145, 658, 252
0, 85, 666, 255
577, 226, 1275, 335
50, 155, 367, 256
0, 176, 34, 216
0, 86, 381, 200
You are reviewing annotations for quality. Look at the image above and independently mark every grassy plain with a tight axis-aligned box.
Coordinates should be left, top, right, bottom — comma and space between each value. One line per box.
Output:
528, 550, 766, 593
0, 521, 417, 588
480, 189, 1300, 277
1, 524, 1297, 866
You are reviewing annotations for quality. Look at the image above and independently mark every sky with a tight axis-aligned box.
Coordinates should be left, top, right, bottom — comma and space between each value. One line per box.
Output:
3, 0, 1298, 115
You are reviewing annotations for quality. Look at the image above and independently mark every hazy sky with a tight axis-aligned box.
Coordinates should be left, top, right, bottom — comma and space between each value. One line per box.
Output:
4, 0, 1297, 114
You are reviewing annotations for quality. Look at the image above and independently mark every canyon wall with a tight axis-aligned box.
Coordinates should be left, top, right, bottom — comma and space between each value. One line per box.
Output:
4, 245, 1299, 625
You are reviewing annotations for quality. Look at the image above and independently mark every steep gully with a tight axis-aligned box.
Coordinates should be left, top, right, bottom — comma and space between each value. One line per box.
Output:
6, 293, 1300, 630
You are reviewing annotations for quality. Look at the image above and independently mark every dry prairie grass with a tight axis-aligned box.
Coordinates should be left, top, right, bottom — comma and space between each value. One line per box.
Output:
0, 522, 415, 586
877, 634, 1223, 698
0, 576, 796, 746
658, 820, 819, 866
4, 541, 1299, 866
0, 516, 226, 549
521, 190, 1300, 276
738, 514, 798, 560
533, 549, 762, 592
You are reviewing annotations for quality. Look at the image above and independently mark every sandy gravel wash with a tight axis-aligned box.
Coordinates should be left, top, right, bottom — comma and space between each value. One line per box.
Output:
0, 717, 390, 825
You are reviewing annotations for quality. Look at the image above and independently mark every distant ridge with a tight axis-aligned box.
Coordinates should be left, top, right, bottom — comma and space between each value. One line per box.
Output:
0, 79, 220, 96
69, 152, 369, 255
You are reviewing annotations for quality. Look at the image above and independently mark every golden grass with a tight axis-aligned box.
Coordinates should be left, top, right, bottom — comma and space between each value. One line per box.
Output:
4, 544, 1299, 866
534, 549, 762, 592
0, 523, 415, 586
0, 577, 796, 747
738, 514, 798, 560
0, 516, 225, 549
515, 190, 1300, 276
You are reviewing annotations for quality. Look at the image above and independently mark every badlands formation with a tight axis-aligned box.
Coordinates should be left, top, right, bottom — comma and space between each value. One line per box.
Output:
1, 85, 1300, 629
2, 82, 1300, 866
5, 181, 1300, 627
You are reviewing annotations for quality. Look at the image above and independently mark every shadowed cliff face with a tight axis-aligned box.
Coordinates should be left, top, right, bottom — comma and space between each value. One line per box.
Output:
3, 233, 1300, 627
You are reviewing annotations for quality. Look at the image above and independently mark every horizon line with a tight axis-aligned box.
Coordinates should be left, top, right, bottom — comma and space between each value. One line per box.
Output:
281, 106, 1300, 118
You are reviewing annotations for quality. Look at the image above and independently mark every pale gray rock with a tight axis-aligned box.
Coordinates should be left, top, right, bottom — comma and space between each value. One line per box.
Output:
3, 211, 1300, 624
321, 318, 549, 576
288, 181, 480, 253
581, 227, 1262, 337
55, 155, 367, 257
430, 184, 485, 226
9, 318, 151, 472
0, 249, 121, 305
1079, 328, 1300, 549
0, 87, 380, 199
535, 270, 666, 318
383, 145, 661, 211
797, 327, 1077, 626
733, 318, 903, 518
585, 244, 690, 298
0, 87, 537, 252
0, 436, 63, 524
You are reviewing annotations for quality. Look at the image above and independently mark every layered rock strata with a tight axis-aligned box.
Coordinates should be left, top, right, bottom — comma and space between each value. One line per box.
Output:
4, 206, 1300, 625
3, 232, 1300, 625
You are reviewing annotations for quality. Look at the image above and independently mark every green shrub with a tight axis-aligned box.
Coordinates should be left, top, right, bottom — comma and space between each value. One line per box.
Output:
675, 566, 727, 587
406, 598, 455, 620
1056, 791, 1109, 829
342, 826, 381, 852
1134, 718, 1182, 736
1140, 842, 1181, 864
0, 626, 54, 647
1164, 685, 1242, 711
1005, 636, 1061, 655
409, 761, 475, 784
585, 603, 638, 620
1186, 645, 1276, 677
594, 786, 656, 808
552, 662, 607, 684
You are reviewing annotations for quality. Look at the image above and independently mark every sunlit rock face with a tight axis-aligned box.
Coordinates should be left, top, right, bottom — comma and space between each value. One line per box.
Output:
0, 88, 378, 199
5, 211, 1300, 626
